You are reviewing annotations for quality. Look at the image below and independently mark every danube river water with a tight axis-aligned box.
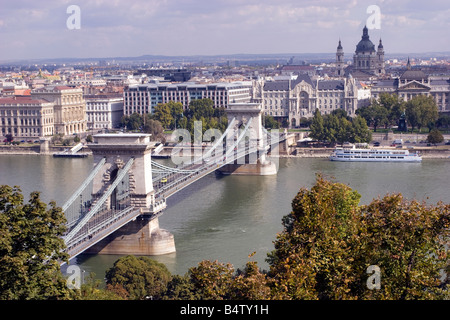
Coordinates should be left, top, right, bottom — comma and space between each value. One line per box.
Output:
1, 154, 449, 278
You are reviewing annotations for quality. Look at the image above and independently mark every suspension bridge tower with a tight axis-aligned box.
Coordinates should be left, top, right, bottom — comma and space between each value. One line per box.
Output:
84, 133, 175, 256
219, 103, 278, 175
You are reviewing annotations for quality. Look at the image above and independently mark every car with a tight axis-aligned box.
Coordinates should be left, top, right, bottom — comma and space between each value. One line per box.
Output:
446, 141, 450, 145
160, 178, 167, 183
373, 141, 380, 147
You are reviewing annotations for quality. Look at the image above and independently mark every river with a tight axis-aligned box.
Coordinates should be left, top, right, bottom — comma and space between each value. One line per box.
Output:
0, 154, 449, 279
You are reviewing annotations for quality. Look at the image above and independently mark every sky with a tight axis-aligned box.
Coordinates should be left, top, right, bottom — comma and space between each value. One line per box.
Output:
0, 0, 449, 61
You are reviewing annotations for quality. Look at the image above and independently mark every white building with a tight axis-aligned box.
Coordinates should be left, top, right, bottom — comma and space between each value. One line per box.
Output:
85, 94, 124, 131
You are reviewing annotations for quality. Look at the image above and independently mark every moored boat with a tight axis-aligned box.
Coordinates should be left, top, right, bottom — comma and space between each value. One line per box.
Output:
330, 146, 422, 162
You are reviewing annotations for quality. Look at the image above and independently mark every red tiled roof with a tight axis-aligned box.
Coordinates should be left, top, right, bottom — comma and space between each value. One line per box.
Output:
0, 96, 50, 105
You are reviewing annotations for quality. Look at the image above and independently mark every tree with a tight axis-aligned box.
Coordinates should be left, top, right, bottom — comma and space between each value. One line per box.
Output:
188, 260, 234, 300
163, 274, 199, 300
309, 109, 325, 141
350, 115, 372, 143
143, 117, 166, 143
105, 255, 172, 300
360, 194, 449, 300
0, 185, 70, 299
5, 134, 13, 144
377, 93, 404, 127
266, 175, 450, 300
264, 115, 280, 129
153, 103, 173, 129
427, 129, 444, 145
228, 257, 271, 300
356, 102, 388, 132
166, 101, 184, 129
405, 95, 439, 132
121, 113, 143, 131
187, 99, 215, 120
436, 114, 450, 129
267, 175, 363, 299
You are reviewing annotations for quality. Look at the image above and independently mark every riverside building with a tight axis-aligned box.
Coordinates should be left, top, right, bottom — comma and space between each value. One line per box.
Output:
30, 86, 87, 135
123, 81, 252, 115
252, 74, 359, 127
0, 96, 55, 139
85, 94, 124, 131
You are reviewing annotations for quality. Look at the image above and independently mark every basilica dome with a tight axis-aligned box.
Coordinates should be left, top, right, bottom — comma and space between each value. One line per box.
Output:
355, 26, 375, 53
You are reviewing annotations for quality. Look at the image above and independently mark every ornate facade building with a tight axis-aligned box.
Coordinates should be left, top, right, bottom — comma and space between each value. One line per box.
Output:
31, 86, 87, 135
252, 74, 359, 127
371, 59, 450, 112
0, 96, 55, 139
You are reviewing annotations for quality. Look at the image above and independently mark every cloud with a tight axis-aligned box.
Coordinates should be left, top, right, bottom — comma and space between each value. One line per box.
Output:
0, 0, 448, 60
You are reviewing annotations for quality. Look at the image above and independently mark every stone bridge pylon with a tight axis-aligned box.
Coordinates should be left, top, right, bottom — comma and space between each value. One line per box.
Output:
218, 102, 278, 175
84, 133, 175, 256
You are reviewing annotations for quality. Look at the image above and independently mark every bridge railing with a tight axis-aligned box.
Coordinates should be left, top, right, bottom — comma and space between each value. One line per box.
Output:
63, 157, 134, 246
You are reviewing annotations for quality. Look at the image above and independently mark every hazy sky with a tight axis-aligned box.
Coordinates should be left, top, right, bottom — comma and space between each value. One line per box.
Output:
0, 0, 449, 61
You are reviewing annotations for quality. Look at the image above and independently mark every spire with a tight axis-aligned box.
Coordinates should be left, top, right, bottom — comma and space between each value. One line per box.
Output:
362, 25, 369, 39
378, 38, 383, 49
337, 39, 343, 50
406, 57, 411, 70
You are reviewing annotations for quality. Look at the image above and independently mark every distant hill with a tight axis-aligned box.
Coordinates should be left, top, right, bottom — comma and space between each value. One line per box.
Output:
1, 52, 449, 66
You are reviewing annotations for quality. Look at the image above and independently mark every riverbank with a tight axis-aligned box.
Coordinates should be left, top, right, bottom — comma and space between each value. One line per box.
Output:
1, 145, 449, 159
0, 145, 93, 155
275, 146, 450, 159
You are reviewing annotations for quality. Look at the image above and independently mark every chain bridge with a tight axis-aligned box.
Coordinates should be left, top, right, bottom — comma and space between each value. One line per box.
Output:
61, 103, 287, 262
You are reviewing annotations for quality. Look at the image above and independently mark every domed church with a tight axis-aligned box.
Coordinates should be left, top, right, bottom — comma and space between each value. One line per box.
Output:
336, 26, 385, 78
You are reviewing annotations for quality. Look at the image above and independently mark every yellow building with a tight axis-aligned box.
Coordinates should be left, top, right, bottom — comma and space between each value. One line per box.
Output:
31, 86, 87, 135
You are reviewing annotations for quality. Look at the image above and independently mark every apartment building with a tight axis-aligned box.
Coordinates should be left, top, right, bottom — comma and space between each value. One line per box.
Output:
123, 81, 252, 115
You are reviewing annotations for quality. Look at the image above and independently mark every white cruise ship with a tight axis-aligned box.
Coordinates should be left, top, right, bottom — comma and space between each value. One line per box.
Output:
330, 146, 422, 162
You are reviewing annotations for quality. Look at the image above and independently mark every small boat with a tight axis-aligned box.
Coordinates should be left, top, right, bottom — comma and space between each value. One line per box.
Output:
330, 146, 422, 162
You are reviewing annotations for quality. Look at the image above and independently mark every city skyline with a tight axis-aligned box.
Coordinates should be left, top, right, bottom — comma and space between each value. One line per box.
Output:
0, 0, 449, 62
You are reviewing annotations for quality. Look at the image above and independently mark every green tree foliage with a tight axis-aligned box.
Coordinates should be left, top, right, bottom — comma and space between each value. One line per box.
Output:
405, 95, 439, 132
188, 260, 235, 300
357, 102, 389, 132
0, 185, 70, 299
427, 129, 444, 144
264, 115, 280, 129
267, 175, 450, 300
229, 258, 271, 300
436, 114, 450, 129
153, 103, 174, 129
182, 99, 227, 141
172, 258, 271, 300
267, 175, 363, 299
309, 109, 325, 141
143, 117, 166, 143
309, 109, 371, 144
105, 255, 172, 300
360, 194, 449, 300
121, 113, 143, 131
